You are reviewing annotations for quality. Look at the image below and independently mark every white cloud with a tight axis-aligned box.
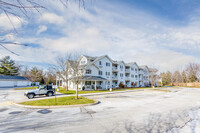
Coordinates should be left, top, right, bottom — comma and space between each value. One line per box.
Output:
40, 13, 65, 25
36, 25, 47, 35
1, 1, 200, 72
0, 13, 25, 30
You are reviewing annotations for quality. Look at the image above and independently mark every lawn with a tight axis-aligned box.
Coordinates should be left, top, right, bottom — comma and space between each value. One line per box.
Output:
14, 86, 38, 90
58, 87, 151, 95
20, 96, 95, 106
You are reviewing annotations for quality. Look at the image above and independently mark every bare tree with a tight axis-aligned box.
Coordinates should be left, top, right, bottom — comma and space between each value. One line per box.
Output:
172, 70, 183, 84
181, 70, 187, 83
68, 53, 83, 99
149, 68, 159, 87
44, 68, 56, 85
185, 63, 200, 82
51, 54, 72, 91
0, 0, 85, 55
0, 0, 44, 55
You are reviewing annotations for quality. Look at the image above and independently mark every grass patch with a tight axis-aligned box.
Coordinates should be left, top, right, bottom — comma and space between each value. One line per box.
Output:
14, 86, 38, 90
58, 87, 151, 95
58, 89, 108, 95
20, 96, 95, 106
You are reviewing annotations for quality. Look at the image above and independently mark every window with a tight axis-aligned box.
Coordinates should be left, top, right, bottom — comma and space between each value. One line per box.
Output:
120, 73, 123, 77
99, 61, 102, 65
108, 81, 110, 85
131, 67, 134, 71
85, 81, 91, 85
86, 69, 91, 74
135, 75, 138, 78
99, 71, 102, 75
81, 61, 85, 64
120, 65, 124, 71
106, 62, 110, 67
106, 72, 110, 76
135, 69, 138, 72
131, 75, 134, 78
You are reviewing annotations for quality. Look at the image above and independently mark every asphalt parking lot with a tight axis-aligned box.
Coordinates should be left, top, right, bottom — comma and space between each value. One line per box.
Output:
0, 87, 200, 133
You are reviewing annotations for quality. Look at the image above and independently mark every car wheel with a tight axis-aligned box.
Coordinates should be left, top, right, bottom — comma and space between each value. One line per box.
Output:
27, 94, 34, 99
47, 92, 53, 97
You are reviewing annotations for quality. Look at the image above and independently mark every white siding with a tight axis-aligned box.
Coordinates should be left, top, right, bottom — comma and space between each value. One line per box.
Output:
94, 57, 112, 89
0, 80, 31, 87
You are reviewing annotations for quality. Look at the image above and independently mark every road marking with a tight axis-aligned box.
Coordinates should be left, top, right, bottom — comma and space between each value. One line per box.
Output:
0, 101, 13, 107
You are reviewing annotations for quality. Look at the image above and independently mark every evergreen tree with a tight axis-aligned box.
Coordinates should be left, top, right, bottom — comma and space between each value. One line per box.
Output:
30, 67, 43, 83
0, 56, 19, 76
161, 71, 172, 85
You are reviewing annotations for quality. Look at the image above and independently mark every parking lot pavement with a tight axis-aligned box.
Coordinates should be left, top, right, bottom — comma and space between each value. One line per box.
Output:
0, 87, 200, 133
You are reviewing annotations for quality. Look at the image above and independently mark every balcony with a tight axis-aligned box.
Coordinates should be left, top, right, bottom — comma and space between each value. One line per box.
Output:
125, 77, 130, 80
139, 71, 143, 75
112, 76, 118, 80
125, 69, 130, 73
112, 67, 118, 71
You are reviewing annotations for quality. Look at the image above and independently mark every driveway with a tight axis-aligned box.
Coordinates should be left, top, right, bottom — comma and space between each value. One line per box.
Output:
0, 87, 200, 133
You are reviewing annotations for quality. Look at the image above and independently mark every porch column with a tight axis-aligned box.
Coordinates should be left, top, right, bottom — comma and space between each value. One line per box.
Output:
81, 81, 83, 91
59, 79, 60, 87
105, 81, 107, 90
95, 81, 97, 90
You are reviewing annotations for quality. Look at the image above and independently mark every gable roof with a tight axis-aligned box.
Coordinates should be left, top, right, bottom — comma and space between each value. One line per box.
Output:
126, 62, 139, 68
0, 75, 29, 81
149, 68, 158, 72
80, 55, 113, 70
139, 65, 149, 71
117, 61, 126, 66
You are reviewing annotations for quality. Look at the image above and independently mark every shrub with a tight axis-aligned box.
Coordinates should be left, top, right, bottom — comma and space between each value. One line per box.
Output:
119, 82, 125, 88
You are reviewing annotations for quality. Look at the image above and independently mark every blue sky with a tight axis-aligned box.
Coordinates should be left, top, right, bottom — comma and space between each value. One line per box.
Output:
0, 0, 200, 72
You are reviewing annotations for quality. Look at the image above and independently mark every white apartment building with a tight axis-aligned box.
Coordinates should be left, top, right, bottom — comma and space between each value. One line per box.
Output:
56, 55, 158, 90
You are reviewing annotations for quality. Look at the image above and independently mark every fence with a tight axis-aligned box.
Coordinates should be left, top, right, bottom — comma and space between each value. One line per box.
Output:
172, 82, 200, 87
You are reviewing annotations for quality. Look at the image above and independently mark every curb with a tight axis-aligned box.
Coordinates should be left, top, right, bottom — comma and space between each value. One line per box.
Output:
13, 100, 100, 109
80, 89, 144, 97
16, 89, 145, 102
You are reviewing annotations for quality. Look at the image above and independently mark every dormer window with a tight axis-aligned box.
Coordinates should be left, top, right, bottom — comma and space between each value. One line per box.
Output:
81, 61, 85, 64
120, 65, 123, 70
86, 69, 92, 74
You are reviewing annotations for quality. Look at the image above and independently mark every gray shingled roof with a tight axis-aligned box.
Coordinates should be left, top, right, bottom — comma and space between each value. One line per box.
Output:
0, 75, 29, 81
70, 76, 107, 81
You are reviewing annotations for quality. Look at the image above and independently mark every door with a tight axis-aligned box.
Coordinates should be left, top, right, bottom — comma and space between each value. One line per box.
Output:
38, 88, 46, 94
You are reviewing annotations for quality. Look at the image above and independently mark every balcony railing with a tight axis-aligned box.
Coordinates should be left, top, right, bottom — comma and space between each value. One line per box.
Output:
125, 69, 130, 73
112, 76, 118, 80
139, 71, 143, 75
112, 67, 118, 71
125, 77, 130, 80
